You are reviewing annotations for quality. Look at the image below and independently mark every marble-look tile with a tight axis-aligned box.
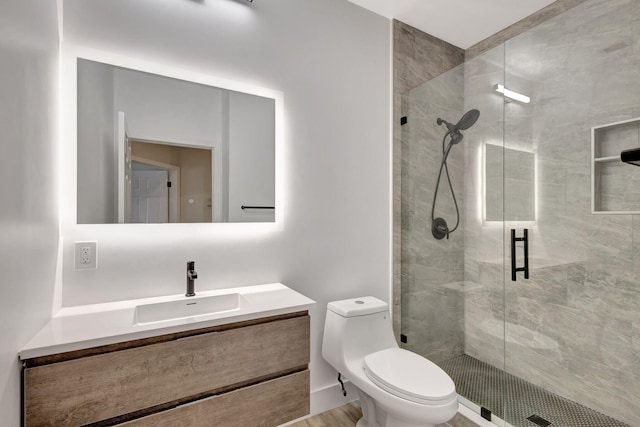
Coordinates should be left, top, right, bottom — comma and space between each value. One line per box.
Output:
394, 21, 464, 93
464, 285, 505, 369
565, 166, 591, 215
507, 265, 569, 306
632, 317, 640, 357
567, 278, 640, 320
402, 288, 464, 363
466, 0, 589, 60
634, 215, 640, 280
504, 341, 570, 394
464, 336, 505, 372
548, 300, 633, 365
566, 354, 640, 426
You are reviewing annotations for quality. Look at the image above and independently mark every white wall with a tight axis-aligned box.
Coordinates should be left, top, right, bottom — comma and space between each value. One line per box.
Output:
0, 0, 60, 424
61, 0, 391, 412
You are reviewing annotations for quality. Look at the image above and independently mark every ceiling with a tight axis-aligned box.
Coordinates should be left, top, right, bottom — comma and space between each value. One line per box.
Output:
346, 0, 557, 49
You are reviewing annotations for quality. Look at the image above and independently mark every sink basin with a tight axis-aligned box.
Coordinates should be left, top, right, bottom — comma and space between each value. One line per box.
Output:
135, 293, 241, 325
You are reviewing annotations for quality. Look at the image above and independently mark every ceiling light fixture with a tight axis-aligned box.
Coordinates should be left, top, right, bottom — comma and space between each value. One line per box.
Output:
494, 84, 530, 104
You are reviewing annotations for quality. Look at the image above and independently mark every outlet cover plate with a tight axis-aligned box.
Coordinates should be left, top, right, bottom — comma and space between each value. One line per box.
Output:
75, 241, 97, 270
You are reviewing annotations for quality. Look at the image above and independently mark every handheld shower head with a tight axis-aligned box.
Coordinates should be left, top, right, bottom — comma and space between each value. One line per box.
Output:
456, 109, 480, 130
437, 109, 480, 144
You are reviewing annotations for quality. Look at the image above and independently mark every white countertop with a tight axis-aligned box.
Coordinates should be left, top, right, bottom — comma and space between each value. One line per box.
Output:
20, 283, 315, 360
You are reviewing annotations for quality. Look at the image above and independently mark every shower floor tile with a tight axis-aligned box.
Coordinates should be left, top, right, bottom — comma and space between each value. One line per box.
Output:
438, 354, 629, 427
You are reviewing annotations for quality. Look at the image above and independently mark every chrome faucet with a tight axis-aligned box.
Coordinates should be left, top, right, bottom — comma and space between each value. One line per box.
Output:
186, 261, 198, 297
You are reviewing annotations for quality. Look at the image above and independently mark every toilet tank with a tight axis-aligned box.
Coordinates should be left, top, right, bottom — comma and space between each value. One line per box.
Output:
322, 297, 398, 374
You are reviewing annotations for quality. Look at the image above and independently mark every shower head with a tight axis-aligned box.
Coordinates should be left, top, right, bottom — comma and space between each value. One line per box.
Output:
437, 109, 480, 132
457, 109, 480, 130
437, 109, 480, 144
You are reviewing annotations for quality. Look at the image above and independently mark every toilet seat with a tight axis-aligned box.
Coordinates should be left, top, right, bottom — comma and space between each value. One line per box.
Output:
363, 348, 456, 405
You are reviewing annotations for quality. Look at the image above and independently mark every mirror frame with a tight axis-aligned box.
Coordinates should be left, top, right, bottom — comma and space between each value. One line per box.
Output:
61, 44, 284, 231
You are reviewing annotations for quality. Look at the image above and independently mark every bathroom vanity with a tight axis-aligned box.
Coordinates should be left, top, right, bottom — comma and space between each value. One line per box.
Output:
20, 283, 314, 427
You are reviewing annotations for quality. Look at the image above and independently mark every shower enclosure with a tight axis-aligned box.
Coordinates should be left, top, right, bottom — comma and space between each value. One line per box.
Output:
400, 1, 640, 426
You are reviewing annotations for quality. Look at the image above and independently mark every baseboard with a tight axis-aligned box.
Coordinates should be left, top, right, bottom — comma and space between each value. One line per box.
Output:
310, 381, 359, 416
280, 381, 359, 426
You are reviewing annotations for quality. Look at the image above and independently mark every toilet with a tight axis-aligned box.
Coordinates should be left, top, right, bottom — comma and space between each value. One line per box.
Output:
322, 296, 458, 427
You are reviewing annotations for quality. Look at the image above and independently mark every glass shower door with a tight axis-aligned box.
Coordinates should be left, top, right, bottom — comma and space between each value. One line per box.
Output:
501, 1, 640, 425
399, 44, 510, 423
399, 62, 468, 367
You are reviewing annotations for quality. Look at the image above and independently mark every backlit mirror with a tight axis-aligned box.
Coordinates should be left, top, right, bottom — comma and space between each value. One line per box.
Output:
77, 58, 275, 224
485, 143, 536, 221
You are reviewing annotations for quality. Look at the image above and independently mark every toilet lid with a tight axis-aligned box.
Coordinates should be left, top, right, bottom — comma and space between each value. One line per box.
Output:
363, 348, 456, 404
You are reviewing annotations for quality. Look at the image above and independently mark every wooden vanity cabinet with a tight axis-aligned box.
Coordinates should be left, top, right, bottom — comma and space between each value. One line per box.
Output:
23, 312, 310, 427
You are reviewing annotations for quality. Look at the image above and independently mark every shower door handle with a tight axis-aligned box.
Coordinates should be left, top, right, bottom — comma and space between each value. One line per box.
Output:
511, 229, 529, 281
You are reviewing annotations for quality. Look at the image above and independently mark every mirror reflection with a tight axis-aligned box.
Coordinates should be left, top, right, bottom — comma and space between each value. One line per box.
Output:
485, 143, 536, 222
77, 58, 275, 224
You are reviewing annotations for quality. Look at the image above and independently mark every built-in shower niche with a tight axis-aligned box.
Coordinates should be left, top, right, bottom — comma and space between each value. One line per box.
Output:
592, 118, 640, 214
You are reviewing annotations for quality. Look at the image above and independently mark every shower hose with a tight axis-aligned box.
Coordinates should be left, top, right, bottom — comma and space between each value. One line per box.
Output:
430, 132, 460, 239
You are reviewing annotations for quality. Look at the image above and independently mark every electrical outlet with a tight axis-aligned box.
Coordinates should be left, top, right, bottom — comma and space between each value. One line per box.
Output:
80, 246, 91, 264
75, 241, 97, 270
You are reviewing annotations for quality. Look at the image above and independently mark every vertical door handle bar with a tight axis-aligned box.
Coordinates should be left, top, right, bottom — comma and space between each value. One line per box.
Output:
511, 228, 529, 281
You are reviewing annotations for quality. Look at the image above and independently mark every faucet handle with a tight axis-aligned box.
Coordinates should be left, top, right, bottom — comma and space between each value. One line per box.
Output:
186, 261, 197, 297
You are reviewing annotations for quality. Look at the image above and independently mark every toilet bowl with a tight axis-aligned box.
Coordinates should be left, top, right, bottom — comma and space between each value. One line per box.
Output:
322, 296, 458, 427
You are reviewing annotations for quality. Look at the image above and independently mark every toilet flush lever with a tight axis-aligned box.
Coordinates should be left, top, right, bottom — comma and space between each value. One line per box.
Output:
338, 373, 347, 396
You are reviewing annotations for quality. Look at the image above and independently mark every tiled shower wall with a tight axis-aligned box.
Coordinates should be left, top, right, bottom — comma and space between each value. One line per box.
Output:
463, 0, 640, 424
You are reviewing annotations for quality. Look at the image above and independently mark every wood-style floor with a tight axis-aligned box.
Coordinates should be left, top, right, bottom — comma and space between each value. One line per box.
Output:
287, 403, 362, 427
285, 402, 480, 427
